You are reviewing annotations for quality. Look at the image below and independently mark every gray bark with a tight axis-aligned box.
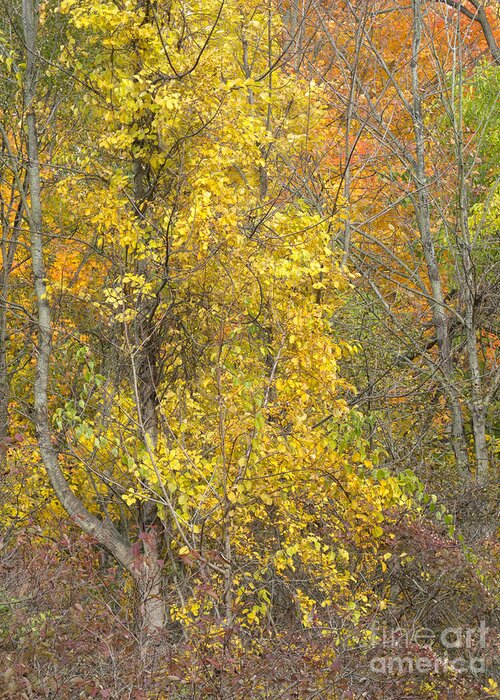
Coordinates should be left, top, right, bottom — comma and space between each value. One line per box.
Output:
459, 195, 489, 483
476, 3, 500, 66
130, 134, 165, 630
0, 293, 8, 458
341, 3, 366, 266
22, 0, 164, 634
453, 62, 490, 484
411, 0, 469, 476
0, 163, 25, 462
438, 0, 500, 66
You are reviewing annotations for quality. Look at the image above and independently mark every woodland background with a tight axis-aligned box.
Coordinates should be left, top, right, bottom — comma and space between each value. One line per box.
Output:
0, 0, 498, 698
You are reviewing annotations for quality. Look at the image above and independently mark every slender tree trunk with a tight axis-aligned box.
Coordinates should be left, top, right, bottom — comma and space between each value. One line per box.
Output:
22, 0, 166, 634
0, 193, 22, 463
0, 143, 28, 463
130, 141, 166, 631
0, 297, 9, 459
411, 0, 469, 476
459, 204, 488, 484
23, 0, 133, 565
437, 1, 500, 65
133, 309, 166, 633
0, 201, 14, 461
453, 56, 490, 484
137, 529, 165, 632
287, 0, 305, 70
476, 3, 500, 65
341, 2, 366, 266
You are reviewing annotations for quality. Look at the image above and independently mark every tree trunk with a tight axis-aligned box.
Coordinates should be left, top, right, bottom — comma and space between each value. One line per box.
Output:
411, 0, 469, 476
476, 3, 500, 65
455, 96, 489, 484
129, 137, 165, 629
0, 301, 9, 461
22, 0, 165, 635
437, 1, 500, 65
0, 185, 23, 464
132, 306, 166, 631
459, 203, 489, 484
137, 530, 165, 634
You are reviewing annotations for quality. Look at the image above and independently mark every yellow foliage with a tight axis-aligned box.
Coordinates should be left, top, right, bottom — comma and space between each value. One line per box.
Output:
1, 0, 416, 638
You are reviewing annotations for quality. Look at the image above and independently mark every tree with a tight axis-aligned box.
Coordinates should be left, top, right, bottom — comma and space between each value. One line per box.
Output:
0, 1, 497, 696
3, 0, 413, 639
286, 0, 499, 485
437, 0, 500, 65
